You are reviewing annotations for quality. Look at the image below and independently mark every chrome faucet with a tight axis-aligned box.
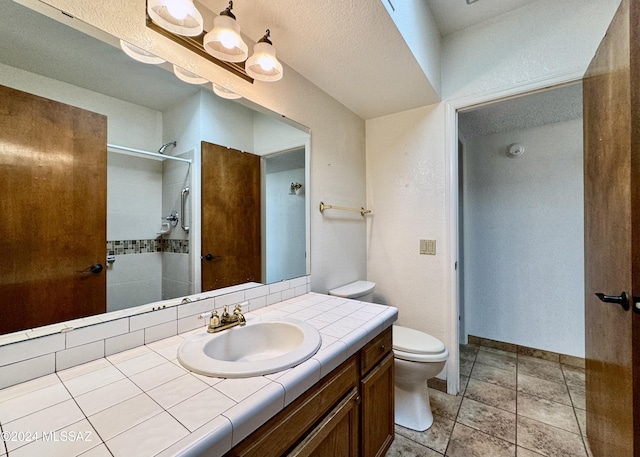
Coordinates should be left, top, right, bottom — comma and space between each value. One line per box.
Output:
200, 302, 247, 333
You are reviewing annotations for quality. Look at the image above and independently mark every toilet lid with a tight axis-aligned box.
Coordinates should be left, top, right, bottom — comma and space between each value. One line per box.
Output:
328, 280, 376, 299
393, 325, 446, 355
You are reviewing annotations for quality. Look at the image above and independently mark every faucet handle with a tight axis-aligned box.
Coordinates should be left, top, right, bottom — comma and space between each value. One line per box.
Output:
234, 301, 249, 313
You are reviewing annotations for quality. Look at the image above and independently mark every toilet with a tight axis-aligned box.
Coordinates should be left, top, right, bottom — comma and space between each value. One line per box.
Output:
328, 280, 449, 431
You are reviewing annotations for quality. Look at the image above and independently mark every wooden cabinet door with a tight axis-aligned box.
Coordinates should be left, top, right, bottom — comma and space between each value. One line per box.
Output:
288, 388, 360, 457
0, 85, 107, 334
361, 353, 394, 457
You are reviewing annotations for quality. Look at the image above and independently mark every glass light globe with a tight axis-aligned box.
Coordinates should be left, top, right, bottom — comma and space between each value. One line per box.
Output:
203, 15, 248, 62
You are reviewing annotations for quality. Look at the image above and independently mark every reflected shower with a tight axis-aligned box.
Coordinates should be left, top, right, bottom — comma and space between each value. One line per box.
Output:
158, 141, 177, 154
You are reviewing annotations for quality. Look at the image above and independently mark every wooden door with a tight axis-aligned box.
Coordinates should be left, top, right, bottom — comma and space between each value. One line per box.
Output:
0, 85, 107, 334
201, 141, 261, 290
583, 0, 640, 454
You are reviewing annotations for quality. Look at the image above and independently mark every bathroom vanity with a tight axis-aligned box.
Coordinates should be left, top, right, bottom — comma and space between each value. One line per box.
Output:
0, 293, 397, 457
225, 326, 394, 457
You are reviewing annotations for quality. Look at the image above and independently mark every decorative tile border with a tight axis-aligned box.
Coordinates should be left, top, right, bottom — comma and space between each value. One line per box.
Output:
106, 239, 189, 255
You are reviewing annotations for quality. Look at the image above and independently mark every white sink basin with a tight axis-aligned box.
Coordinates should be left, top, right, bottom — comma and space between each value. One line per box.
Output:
177, 317, 322, 378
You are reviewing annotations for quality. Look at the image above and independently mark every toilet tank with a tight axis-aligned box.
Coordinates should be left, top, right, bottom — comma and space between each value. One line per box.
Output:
328, 280, 376, 302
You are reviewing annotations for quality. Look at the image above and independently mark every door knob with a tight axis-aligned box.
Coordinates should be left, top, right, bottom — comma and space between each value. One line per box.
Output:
79, 263, 104, 275
204, 254, 222, 262
595, 291, 629, 311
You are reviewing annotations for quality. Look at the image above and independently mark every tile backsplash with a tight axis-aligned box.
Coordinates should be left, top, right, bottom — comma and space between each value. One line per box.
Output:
0, 276, 311, 389
107, 239, 189, 255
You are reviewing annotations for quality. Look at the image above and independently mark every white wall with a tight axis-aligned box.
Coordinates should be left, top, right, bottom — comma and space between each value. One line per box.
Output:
266, 168, 306, 283
366, 104, 448, 343
366, 0, 619, 383
41, 0, 367, 297
379, 0, 441, 97
441, 0, 620, 100
463, 119, 584, 356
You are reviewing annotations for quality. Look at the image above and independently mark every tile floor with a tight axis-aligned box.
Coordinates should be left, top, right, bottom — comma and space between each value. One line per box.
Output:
386, 343, 589, 457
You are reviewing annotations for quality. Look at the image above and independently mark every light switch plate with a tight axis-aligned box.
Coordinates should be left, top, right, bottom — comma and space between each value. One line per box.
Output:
420, 239, 436, 255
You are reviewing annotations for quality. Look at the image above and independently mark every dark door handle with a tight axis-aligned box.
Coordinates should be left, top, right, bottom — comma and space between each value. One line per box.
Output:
204, 254, 222, 262
79, 263, 104, 275
595, 291, 629, 311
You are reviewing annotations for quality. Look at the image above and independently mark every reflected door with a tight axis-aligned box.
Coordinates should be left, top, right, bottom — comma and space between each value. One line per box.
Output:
583, 0, 640, 454
201, 141, 261, 290
0, 85, 107, 334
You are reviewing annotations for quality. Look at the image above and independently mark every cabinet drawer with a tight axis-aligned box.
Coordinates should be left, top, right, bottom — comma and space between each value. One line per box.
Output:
226, 355, 358, 457
361, 327, 392, 375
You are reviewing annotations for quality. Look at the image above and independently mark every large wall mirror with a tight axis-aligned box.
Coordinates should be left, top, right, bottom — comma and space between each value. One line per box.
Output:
0, 0, 310, 341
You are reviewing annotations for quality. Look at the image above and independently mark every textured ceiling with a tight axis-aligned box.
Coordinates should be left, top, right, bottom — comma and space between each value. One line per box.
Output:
4, 0, 561, 123
1, 0, 197, 112
198, 0, 440, 119
458, 83, 583, 140
425, 0, 540, 36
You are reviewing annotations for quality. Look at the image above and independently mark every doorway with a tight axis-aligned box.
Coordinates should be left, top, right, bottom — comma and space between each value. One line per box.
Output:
456, 83, 585, 357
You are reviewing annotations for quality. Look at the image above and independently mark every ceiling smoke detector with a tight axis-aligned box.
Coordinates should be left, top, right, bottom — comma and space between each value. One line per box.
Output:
507, 143, 525, 158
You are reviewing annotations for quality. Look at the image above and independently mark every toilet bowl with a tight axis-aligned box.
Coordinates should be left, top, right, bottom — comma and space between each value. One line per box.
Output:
328, 281, 449, 431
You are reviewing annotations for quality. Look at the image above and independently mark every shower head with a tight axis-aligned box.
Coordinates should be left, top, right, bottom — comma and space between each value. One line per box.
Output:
158, 141, 177, 154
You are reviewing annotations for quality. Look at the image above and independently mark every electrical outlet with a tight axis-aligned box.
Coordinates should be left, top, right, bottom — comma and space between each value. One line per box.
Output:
420, 239, 436, 255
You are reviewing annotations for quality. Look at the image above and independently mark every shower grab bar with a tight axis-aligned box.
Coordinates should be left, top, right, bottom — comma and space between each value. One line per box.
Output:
107, 144, 192, 164
319, 201, 372, 217
181, 187, 190, 232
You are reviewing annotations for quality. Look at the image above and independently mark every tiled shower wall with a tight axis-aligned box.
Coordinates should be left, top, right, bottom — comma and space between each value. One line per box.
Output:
0, 276, 311, 389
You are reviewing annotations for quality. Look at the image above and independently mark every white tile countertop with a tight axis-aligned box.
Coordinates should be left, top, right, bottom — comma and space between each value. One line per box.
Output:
0, 293, 397, 457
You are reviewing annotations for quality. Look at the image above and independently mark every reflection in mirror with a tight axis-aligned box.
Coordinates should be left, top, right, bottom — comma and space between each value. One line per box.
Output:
0, 0, 310, 340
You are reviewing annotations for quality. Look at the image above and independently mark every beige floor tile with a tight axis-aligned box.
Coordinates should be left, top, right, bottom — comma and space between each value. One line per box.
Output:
575, 408, 586, 437
475, 350, 517, 372
517, 393, 580, 434
395, 416, 454, 454
464, 378, 516, 413
517, 357, 565, 384
459, 375, 469, 397
460, 358, 474, 377
517, 416, 587, 457
446, 423, 515, 457
430, 389, 462, 421
561, 365, 585, 388
517, 372, 572, 406
567, 383, 586, 410
470, 362, 516, 390
385, 433, 443, 457
460, 344, 479, 361
517, 446, 546, 457
457, 398, 516, 443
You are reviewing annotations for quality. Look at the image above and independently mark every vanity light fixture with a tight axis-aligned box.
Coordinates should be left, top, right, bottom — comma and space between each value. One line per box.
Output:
245, 30, 283, 82
213, 83, 242, 99
119, 40, 166, 64
203, 1, 248, 63
147, 0, 204, 37
173, 65, 208, 84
